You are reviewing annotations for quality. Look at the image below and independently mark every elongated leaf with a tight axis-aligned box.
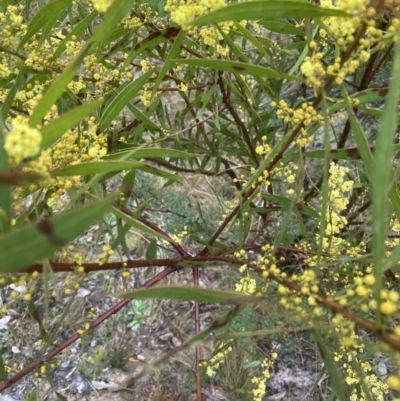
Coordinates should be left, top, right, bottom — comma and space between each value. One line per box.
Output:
304, 146, 400, 160
138, 165, 182, 181
233, 23, 270, 64
0, 195, 115, 272
37, 7, 65, 48
50, 161, 145, 177
313, 331, 348, 401
1, 72, 23, 121
372, 41, 400, 310
188, 1, 349, 27
99, 70, 154, 132
145, 239, 157, 264
0, 354, 7, 382
258, 19, 305, 36
120, 286, 254, 303
343, 88, 400, 226
41, 100, 103, 148
0, 121, 11, 234
342, 87, 374, 181
105, 147, 198, 160
357, 104, 400, 126
171, 59, 303, 82
18, 0, 73, 49
151, 30, 186, 97
125, 103, 161, 131
28, 300, 52, 345
111, 205, 170, 242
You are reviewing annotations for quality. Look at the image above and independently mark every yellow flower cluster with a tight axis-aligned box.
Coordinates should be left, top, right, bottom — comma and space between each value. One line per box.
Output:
201, 341, 232, 377
222, 197, 240, 219
275, 162, 299, 196
252, 354, 277, 401
4, 119, 42, 166
140, 88, 153, 107
91, 0, 114, 13
255, 135, 272, 158
77, 323, 91, 335
123, 5, 165, 30
98, 245, 115, 266
234, 245, 280, 296
11, 116, 108, 210
0, 271, 40, 312
62, 266, 85, 294
323, 163, 353, 238
165, 0, 239, 54
270, 100, 323, 147
0, 5, 27, 55
165, 0, 226, 29
170, 226, 188, 245
333, 317, 389, 401
301, 0, 398, 88
235, 276, 257, 294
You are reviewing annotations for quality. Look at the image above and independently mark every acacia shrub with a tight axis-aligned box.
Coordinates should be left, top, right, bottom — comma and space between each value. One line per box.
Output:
0, 0, 400, 400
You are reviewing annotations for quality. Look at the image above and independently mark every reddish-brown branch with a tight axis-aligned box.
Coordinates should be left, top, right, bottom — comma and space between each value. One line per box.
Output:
21, 256, 240, 274
193, 267, 202, 401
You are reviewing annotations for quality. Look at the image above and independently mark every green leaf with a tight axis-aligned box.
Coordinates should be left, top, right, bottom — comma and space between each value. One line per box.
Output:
357, 104, 400, 128
145, 239, 158, 264
0, 195, 116, 273
258, 19, 305, 36
125, 103, 161, 131
50, 161, 145, 177
28, 300, 53, 345
138, 165, 182, 181
120, 286, 254, 303
304, 146, 400, 161
37, 7, 65, 48
343, 87, 400, 228
105, 146, 198, 160
151, 30, 186, 97
111, 205, 170, 242
40, 100, 103, 149
342, 87, 374, 181
0, 354, 7, 382
18, 0, 73, 49
371, 41, 400, 312
1, 72, 23, 121
99, 70, 154, 132
0, 121, 11, 234
188, 1, 349, 27
171, 59, 304, 82
233, 23, 271, 65
313, 331, 348, 401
